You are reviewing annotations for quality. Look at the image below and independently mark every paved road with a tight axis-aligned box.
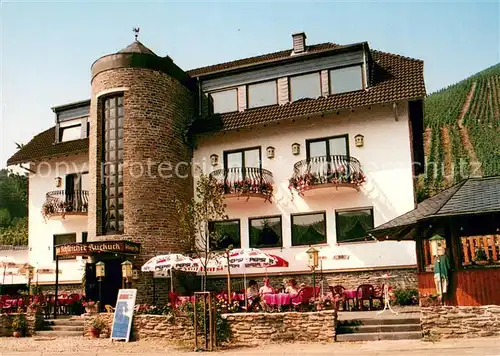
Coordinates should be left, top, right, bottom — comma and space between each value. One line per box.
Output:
1, 337, 499, 356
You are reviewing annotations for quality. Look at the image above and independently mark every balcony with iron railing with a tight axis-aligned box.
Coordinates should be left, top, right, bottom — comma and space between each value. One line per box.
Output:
210, 167, 274, 202
288, 155, 365, 196
41, 190, 89, 220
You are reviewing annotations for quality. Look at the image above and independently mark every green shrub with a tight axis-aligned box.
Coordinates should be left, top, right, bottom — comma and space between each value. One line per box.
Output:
12, 314, 28, 333
393, 288, 419, 306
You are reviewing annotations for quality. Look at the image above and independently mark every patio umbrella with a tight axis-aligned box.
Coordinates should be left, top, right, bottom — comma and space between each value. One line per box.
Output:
33, 265, 62, 286
175, 255, 227, 291
228, 248, 289, 308
141, 254, 197, 293
0, 257, 23, 294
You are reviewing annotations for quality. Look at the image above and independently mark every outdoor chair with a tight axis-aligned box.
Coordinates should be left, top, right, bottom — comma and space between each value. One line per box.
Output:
168, 292, 179, 307
329, 285, 348, 311
356, 284, 375, 310
0, 300, 13, 314
291, 286, 316, 311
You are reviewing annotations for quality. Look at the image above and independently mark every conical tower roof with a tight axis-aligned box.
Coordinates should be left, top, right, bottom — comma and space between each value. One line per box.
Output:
118, 40, 156, 56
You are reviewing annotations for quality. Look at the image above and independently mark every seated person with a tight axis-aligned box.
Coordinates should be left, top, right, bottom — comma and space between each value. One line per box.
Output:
259, 278, 275, 295
246, 280, 260, 311
285, 279, 300, 296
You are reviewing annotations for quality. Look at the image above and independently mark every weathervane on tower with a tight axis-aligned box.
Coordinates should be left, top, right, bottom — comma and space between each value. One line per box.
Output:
133, 27, 140, 41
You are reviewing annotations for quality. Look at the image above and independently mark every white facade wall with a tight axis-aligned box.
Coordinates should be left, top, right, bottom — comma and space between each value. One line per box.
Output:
193, 103, 417, 276
28, 153, 89, 284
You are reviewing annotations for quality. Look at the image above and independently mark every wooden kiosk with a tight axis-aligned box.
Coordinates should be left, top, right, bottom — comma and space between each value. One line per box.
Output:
371, 176, 500, 306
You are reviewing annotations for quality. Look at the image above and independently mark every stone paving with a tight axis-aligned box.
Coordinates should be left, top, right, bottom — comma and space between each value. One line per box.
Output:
1, 336, 500, 356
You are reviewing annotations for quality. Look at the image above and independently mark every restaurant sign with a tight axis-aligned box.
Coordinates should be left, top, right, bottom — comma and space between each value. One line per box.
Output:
55, 241, 140, 257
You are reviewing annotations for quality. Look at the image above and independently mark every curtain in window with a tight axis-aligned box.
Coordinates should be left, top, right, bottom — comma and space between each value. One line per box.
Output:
292, 216, 326, 246
337, 211, 373, 242
249, 218, 281, 247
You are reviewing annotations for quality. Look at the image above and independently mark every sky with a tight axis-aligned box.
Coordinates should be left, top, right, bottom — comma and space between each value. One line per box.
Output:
1, 1, 499, 168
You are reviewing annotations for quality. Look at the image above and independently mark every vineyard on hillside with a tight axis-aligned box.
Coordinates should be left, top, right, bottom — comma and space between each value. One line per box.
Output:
419, 63, 500, 201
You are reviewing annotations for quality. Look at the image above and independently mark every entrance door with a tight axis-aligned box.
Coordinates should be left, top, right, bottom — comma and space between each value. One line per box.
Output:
224, 147, 261, 185
85, 263, 98, 302
306, 136, 349, 178
65, 174, 76, 211
85, 259, 124, 308
101, 259, 123, 307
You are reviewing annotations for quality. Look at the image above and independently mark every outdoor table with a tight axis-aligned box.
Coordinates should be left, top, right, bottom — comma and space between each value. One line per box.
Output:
343, 289, 361, 299
343, 289, 361, 311
264, 293, 292, 306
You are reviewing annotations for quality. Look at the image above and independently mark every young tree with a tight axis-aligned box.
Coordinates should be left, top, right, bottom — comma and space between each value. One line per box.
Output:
175, 169, 227, 291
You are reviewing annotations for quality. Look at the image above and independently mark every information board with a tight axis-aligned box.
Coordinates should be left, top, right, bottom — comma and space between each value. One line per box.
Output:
110, 289, 137, 342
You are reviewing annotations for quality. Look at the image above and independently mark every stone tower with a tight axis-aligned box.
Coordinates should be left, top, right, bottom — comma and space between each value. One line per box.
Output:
88, 40, 196, 301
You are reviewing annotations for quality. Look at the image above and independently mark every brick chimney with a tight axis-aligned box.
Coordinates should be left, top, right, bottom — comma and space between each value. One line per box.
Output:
292, 32, 307, 54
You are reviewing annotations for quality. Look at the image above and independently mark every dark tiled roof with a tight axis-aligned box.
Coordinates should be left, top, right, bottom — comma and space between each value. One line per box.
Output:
187, 42, 342, 77
434, 176, 500, 216
370, 182, 464, 238
118, 40, 156, 56
8, 41, 425, 164
192, 49, 425, 133
7, 127, 88, 166
0, 245, 28, 251
371, 176, 500, 239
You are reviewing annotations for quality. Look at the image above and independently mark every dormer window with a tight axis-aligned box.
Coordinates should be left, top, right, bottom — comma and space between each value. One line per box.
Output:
329, 65, 363, 94
289, 72, 321, 102
247, 80, 277, 108
210, 89, 238, 114
59, 124, 82, 142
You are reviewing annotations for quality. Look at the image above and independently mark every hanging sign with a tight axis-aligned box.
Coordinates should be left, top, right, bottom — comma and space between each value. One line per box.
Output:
333, 255, 350, 260
110, 289, 137, 342
55, 241, 140, 257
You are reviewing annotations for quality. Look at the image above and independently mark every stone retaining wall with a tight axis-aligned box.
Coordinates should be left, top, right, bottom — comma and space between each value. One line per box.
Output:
84, 310, 336, 344
83, 313, 193, 341
0, 312, 43, 337
37, 283, 83, 295
421, 305, 500, 339
224, 311, 336, 344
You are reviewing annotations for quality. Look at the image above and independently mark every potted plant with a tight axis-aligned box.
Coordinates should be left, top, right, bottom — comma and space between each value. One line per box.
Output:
89, 317, 106, 338
11, 314, 27, 337
83, 300, 98, 314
